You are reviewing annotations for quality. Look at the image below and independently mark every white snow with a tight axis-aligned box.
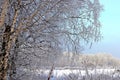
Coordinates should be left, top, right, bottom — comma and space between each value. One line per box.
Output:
23, 68, 120, 78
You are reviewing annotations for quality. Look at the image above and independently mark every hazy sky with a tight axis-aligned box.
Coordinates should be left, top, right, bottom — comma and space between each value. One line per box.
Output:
84, 0, 120, 58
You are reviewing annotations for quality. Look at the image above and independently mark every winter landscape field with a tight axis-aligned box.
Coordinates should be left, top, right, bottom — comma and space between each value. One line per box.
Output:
1, 0, 120, 80
20, 68, 120, 80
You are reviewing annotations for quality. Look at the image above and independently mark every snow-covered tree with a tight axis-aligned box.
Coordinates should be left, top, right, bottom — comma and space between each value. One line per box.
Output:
0, 0, 102, 79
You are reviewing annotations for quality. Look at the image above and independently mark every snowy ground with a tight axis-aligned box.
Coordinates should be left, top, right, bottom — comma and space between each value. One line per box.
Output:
22, 68, 120, 80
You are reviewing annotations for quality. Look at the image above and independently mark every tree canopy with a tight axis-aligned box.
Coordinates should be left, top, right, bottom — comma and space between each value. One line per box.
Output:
0, 0, 102, 80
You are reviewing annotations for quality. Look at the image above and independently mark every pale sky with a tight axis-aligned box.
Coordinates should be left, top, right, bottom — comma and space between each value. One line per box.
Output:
84, 0, 120, 58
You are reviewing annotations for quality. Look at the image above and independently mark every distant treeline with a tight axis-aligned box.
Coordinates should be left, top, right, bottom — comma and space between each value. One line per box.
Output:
55, 52, 120, 68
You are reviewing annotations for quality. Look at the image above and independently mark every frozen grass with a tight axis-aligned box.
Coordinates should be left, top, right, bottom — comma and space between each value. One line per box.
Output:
21, 68, 120, 80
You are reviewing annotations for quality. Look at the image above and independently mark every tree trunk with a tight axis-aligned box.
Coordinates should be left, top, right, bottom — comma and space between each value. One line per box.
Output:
48, 64, 54, 80
0, 25, 11, 80
9, 39, 19, 80
0, 0, 9, 28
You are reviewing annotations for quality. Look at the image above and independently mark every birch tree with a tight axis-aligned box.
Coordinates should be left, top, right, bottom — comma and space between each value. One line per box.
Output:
0, 0, 102, 80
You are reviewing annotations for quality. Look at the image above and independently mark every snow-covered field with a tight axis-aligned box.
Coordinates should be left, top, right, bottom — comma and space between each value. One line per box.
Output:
25, 68, 118, 75
22, 68, 120, 80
